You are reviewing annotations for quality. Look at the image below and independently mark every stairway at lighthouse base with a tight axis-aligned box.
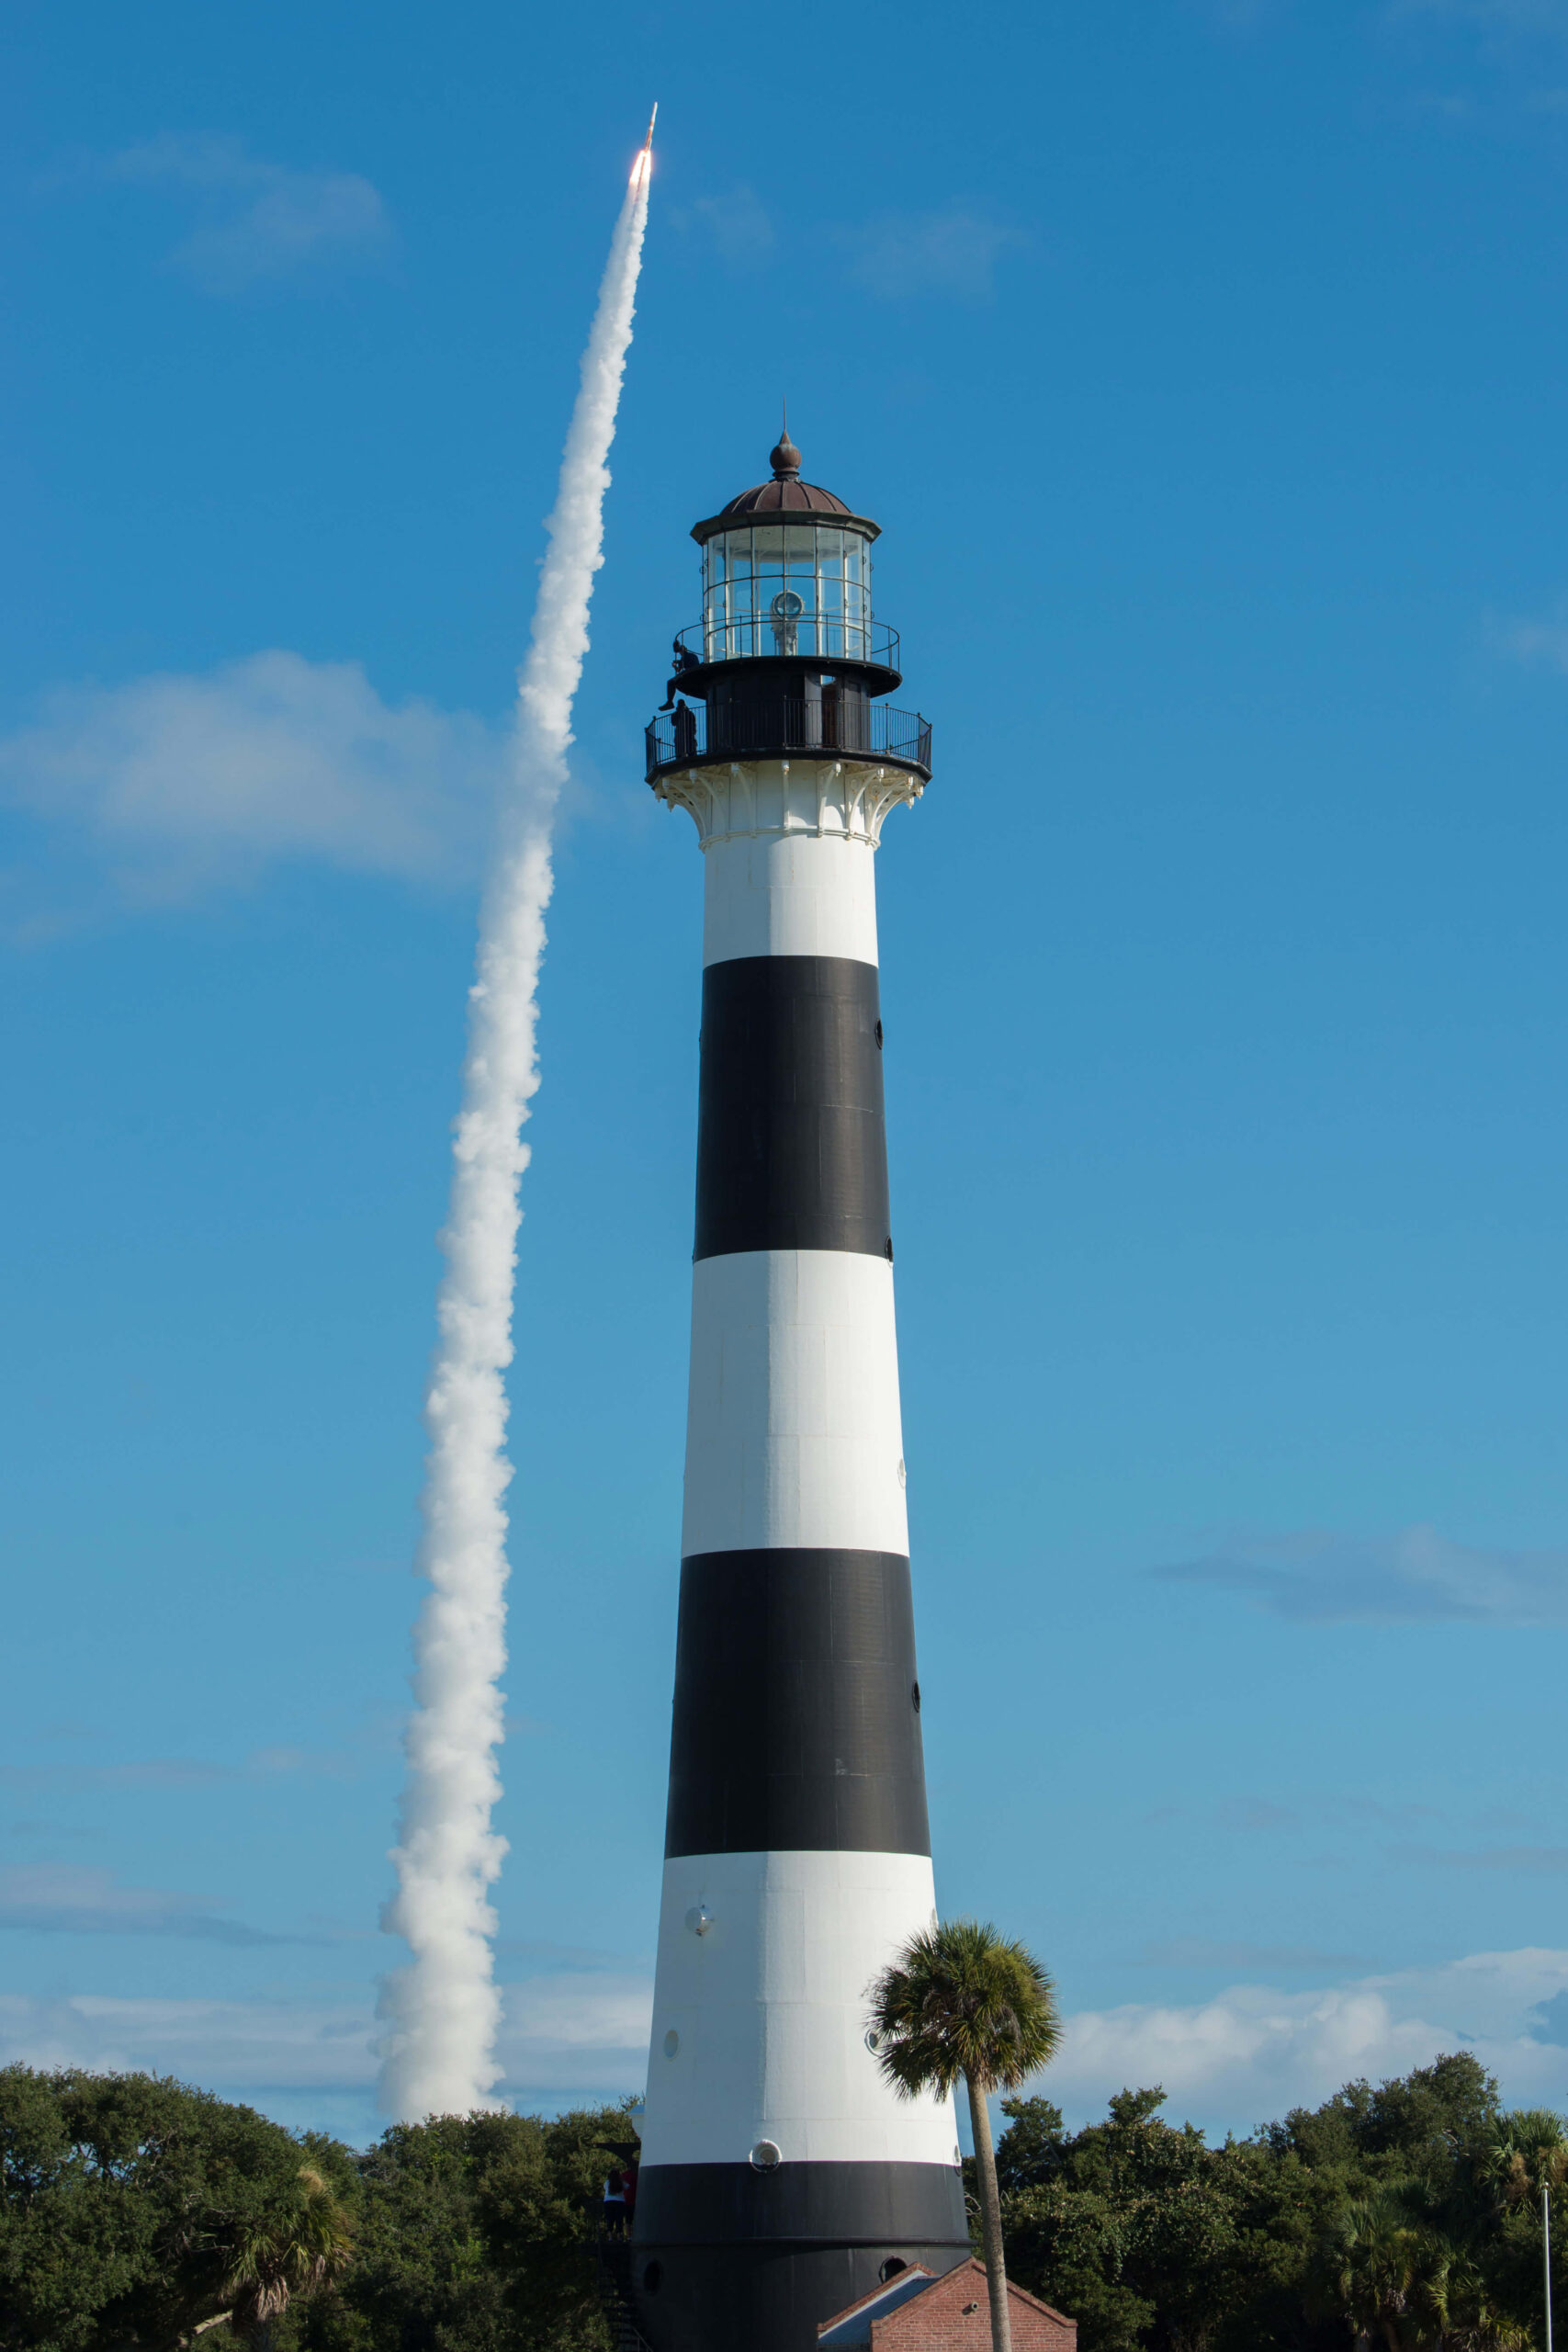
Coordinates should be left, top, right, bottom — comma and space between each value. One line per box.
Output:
596, 2237, 656, 2352
629, 2163, 972, 2352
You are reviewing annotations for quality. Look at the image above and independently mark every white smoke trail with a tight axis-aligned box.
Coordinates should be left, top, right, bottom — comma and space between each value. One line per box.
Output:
378, 137, 653, 2123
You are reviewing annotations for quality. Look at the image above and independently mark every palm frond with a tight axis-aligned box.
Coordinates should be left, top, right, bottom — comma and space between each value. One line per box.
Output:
866, 1918, 1061, 2101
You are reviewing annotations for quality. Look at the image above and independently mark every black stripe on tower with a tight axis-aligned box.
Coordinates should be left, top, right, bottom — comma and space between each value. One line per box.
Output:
665, 1549, 929, 1859
695, 956, 889, 1261
631, 2165, 971, 2352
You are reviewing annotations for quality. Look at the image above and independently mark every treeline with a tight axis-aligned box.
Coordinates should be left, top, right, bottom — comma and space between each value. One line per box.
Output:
990, 2054, 1562, 2351
0, 2067, 630, 2352
2, 2052, 1562, 2352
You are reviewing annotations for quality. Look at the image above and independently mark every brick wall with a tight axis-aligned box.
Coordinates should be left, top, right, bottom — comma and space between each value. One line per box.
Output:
871, 2261, 1076, 2352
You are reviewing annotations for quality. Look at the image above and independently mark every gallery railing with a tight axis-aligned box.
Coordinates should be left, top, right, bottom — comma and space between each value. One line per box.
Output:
645, 698, 931, 781
671, 615, 902, 670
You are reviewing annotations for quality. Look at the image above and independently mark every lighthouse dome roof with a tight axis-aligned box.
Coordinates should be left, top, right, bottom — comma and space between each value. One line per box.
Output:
690, 431, 880, 544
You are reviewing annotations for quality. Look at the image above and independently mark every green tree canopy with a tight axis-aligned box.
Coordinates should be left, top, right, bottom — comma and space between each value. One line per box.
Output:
0, 2064, 355, 2352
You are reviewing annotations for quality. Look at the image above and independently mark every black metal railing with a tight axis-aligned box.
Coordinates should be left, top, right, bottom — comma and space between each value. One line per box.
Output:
671, 616, 901, 671
645, 698, 931, 781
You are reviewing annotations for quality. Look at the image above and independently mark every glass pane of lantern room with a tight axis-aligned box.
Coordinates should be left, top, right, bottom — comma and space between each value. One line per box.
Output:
728, 532, 754, 616
752, 528, 784, 640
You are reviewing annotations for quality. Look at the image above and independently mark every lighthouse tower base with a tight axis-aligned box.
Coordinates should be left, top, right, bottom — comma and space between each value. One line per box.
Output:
631, 2173, 969, 2352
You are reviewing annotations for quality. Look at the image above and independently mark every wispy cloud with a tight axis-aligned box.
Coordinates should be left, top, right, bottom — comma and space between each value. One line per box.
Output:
0, 1989, 375, 2089
673, 185, 775, 266
1492, 606, 1568, 669
0, 1745, 360, 1792
1155, 1522, 1568, 1625
0, 650, 502, 924
0, 1757, 226, 1792
1219, 1798, 1300, 1832
1389, 1842, 1568, 1871
1139, 1938, 1363, 1970
0, 1973, 651, 2103
0, 1864, 309, 1946
98, 134, 391, 293
1391, 0, 1568, 28
838, 201, 1026, 304
1198, 0, 1296, 29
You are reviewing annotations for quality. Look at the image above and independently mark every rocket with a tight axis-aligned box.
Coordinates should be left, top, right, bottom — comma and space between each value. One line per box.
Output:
629, 432, 965, 2352
645, 102, 658, 151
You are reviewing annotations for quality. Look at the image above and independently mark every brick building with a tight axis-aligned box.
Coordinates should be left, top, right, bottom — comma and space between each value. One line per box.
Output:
818, 2260, 1077, 2352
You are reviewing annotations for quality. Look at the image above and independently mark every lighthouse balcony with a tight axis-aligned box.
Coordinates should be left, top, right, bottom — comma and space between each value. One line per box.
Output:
645, 695, 931, 786
673, 614, 902, 679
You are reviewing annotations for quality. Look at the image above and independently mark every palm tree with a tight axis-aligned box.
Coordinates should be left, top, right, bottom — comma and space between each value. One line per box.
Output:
216, 2165, 354, 2351
867, 1919, 1061, 2352
1415, 2231, 1532, 2352
1310, 2188, 1426, 2352
1485, 2110, 1568, 2352
1485, 2109, 1568, 2211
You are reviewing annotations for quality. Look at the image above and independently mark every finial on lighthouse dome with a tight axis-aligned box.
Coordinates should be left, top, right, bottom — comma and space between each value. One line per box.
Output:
694, 419, 874, 537
769, 419, 801, 479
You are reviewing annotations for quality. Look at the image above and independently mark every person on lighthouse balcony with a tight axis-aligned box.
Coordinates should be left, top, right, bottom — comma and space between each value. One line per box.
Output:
660, 633, 702, 709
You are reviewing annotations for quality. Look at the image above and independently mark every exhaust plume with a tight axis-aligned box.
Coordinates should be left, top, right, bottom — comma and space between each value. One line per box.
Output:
378, 129, 654, 2122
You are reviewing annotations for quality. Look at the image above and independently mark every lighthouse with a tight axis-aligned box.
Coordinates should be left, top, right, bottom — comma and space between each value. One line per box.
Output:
630, 433, 970, 2352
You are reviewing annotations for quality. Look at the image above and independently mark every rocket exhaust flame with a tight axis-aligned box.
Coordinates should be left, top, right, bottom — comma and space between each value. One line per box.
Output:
632, 104, 657, 188
377, 126, 654, 2124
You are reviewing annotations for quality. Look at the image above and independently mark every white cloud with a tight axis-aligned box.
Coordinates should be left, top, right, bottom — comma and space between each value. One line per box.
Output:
0, 1864, 304, 1947
1156, 1522, 1568, 1624
102, 134, 390, 293
0, 650, 503, 915
1039, 1948, 1568, 2134
9, 1951, 1568, 2138
839, 203, 1026, 304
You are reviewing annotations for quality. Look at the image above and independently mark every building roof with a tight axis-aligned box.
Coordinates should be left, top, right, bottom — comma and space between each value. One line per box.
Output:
690, 432, 881, 544
818, 2268, 940, 2346
818, 2260, 1077, 2349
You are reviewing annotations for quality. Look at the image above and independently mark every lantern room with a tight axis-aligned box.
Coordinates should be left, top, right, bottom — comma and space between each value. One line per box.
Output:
646, 430, 931, 785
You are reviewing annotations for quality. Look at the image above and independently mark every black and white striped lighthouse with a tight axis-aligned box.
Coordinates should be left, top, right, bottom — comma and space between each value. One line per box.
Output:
630, 434, 969, 2352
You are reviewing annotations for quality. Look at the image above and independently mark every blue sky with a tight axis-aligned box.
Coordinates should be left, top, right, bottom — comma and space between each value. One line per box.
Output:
6, 0, 1568, 2149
